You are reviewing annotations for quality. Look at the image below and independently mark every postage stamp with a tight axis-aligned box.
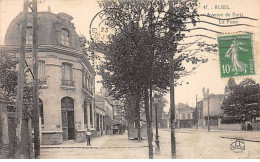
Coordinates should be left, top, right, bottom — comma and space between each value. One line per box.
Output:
218, 34, 255, 78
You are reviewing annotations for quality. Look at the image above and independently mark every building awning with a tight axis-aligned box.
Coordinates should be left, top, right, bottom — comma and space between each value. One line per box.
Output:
105, 116, 121, 126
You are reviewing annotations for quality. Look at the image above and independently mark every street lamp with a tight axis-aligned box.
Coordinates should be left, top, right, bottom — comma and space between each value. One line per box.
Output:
154, 92, 160, 150
206, 89, 210, 131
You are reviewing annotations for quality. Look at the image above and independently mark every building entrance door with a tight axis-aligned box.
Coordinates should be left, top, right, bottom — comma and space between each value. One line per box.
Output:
61, 97, 74, 141
62, 111, 68, 140
67, 111, 75, 140
61, 111, 75, 140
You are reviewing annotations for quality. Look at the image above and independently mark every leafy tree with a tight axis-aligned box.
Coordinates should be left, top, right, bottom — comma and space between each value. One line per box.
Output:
224, 77, 237, 94
0, 49, 43, 118
89, 0, 212, 158
0, 51, 18, 98
152, 92, 168, 126
222, 78, 260, 122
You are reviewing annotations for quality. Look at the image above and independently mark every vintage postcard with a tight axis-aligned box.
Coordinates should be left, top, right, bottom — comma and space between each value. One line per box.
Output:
0, 0, 260, 159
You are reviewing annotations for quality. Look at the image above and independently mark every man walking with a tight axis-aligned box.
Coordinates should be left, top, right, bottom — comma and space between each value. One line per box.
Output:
86, 131, 92, 146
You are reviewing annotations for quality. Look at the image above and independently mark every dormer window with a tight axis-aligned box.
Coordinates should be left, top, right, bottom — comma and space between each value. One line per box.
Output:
61, 29, 69, 46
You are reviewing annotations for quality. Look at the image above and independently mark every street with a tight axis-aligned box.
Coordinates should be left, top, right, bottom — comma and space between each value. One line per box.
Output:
39, 129, 260, 159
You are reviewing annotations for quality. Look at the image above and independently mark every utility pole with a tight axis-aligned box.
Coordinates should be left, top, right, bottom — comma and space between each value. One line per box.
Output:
14, 0, 29, 158
32, 0, 40, 158
169, 0, 176, 159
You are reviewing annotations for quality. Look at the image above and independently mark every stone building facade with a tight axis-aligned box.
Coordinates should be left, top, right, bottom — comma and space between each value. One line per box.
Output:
196, 94, 225, 128
95, 88, 122, 135
2, 11, 95, 145
95, 94, 116, 135
176, 105, 195, 128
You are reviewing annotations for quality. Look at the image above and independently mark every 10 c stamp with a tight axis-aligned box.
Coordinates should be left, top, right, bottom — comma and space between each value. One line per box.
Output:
218, 34, 255, 78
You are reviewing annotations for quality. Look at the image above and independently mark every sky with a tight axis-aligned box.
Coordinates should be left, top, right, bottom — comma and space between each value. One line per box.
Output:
0, 0, 259, 112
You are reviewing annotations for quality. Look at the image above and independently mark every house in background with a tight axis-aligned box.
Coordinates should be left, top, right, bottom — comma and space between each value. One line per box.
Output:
159, 111, 168, 128
196, 94, 225, 129
176, 104, 195, 128
1, 11, 95, 145
95, 88, 121, 136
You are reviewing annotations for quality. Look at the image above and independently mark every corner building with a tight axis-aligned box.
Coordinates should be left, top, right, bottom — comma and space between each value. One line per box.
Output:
3, 12, 95, 144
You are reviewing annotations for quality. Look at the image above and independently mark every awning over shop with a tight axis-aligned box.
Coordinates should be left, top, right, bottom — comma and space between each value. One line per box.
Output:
105, 116, 122, 126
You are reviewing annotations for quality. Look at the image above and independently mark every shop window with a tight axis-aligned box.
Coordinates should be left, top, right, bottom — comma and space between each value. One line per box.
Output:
84, 100, 88, 128
90, 103, 93, 126
96, 114, 100, 131
39, 98, 44, 127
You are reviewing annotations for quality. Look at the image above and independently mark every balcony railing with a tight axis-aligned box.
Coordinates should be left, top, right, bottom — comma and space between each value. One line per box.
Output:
62, 79, 75, 87
39, 76, 47, 85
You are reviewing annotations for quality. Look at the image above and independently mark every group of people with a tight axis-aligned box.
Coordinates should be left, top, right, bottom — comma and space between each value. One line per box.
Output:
242, 123, 253, 131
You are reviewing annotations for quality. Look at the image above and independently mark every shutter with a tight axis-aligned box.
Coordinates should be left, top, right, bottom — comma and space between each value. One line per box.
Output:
62, 64, 65, 81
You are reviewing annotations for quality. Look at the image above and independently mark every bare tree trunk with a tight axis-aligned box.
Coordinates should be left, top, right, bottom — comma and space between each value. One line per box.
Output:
169, 53, 176, 158
28, 117, 33, 159
144, 88, 153, 159
149, 84, 153, 142
169, 0, 176, 158
32, 0, 40, 158
14, 0, 29, 158
135, 92, 141, 142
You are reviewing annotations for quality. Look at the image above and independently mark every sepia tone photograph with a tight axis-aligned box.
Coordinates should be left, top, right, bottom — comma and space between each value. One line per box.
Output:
0, 0, 259, 159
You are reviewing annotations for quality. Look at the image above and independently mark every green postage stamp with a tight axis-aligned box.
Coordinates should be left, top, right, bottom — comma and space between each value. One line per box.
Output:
218, 34, 255, 78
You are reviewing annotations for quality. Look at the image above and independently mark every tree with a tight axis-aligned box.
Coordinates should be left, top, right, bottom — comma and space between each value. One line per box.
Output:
0, 51, 18, 99
89, 0, 210, 158
222, 78, 260, 122
0, 50, 36, 117
152, 92, 168, 126
0, 49, 44, 158
224, 77, 237, 94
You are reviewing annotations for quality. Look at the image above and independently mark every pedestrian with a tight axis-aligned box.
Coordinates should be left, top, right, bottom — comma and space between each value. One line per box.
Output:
242, 123, 246, 131
247, 123, 253, 131
86, 131, 92, 146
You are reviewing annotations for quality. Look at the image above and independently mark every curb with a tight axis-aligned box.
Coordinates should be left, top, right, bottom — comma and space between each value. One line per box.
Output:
40, 146, 149, 149
40, 146, 98, 149
220, 136, 260, 143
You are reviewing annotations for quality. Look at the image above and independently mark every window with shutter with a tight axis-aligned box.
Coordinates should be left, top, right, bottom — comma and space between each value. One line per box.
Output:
62, 63, 74, 86
38, 61, 45, 80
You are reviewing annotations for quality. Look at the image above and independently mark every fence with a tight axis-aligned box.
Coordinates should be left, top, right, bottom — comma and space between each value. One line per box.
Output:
0, 93, 10, 158
0, 93, 34, 159
219, 123, 242, 131
252, 121, 260, 130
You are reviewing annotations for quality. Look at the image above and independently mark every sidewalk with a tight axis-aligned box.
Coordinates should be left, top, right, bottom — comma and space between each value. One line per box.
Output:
172, 128, 260, 143
39, 132, 152, 159
41, 135, 114, 149
40, 132, 148, 149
